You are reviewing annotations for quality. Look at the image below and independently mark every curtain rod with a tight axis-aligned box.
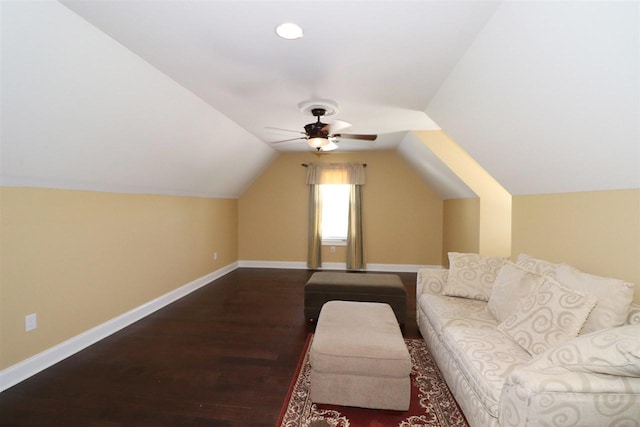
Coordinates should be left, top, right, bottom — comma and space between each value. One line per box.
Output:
301, 163, 367, 167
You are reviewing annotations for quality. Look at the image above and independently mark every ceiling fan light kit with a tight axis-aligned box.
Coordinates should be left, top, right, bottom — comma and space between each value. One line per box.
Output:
322, 141, 338, 151
308, 137, 329, 149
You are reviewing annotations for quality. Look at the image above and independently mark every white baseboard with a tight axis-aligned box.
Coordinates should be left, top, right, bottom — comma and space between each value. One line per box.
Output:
238, 260, 308, 269
0, 262, 238, 393
0, 260, 438, 392
366, 263, 441, 272
237, 260, 439, 273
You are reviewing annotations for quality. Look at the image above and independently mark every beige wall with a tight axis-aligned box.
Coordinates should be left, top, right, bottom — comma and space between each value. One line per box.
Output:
442, 198, 480, 267
239, 151, 444, 266
416, 131, 512, 257
512, 189, 640, 302
5, 165, 637, 372
0, 187, 238, 369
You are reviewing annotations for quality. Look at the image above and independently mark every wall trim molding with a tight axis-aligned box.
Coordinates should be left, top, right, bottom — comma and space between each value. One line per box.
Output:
238, 260, 309, 270
367, 263, 442, 272
237, 260, 441, 273
0, 262, 238, 392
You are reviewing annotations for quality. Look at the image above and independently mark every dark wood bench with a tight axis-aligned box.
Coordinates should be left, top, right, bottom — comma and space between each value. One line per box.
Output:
304, 272, 407, 323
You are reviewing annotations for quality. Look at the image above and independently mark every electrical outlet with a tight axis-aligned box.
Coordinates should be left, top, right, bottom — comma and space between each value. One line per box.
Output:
330, 246, 336, 253
25, 313, 37, 332
213, 252, 218, 261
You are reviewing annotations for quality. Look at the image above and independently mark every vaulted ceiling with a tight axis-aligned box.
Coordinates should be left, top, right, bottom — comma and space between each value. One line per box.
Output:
1, 1, 638, 198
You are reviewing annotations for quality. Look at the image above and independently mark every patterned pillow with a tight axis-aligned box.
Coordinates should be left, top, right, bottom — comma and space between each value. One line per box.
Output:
553, 264, 635, 334
628, 303, 640, 325
443, 252, 507, 301
487, 262, 545, 322
529, 324, 640, 377
497, 277, 597, 355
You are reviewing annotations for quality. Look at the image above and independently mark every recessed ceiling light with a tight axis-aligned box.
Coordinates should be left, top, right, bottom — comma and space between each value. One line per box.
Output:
276, 22, 303, 40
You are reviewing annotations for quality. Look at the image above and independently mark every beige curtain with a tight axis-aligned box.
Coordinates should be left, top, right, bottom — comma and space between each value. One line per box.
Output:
346, 184, 364, 270
307, 184, 322, 269
306, 162, 365, 270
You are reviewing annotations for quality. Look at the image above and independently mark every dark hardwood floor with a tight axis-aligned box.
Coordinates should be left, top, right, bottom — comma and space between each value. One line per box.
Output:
0, 268, 420, 426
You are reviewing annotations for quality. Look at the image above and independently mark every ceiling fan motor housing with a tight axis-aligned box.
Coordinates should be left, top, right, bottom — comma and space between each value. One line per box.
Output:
304, 108, 330, 138
310, 108, 326, 117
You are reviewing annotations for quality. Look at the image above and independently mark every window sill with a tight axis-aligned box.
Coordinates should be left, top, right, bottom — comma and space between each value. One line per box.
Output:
322, 239, 347, 246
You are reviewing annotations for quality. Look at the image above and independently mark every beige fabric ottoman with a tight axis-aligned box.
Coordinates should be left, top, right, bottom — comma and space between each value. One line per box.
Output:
309, 301, 411, 411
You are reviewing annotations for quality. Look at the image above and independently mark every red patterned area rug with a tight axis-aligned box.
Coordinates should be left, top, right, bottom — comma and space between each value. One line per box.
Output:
277, 334, 468, 427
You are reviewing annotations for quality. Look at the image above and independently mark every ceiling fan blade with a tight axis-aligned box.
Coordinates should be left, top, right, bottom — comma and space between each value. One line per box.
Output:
332, 133, 377, 141
320, 124, 330, 133
265, 126, 306, 135
270, 137, 306, 144
328, 120, 352, 134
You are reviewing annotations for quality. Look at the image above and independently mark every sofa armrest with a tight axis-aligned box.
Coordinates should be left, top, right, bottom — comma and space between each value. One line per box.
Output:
416, 268, 448, 297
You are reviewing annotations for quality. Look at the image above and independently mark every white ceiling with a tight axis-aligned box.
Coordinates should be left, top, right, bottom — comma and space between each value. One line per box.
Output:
1, 1, 638, 198
58, 0, 501, 151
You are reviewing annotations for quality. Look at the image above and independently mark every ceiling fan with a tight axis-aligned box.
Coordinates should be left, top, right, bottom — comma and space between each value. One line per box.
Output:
270, 107, 377, 151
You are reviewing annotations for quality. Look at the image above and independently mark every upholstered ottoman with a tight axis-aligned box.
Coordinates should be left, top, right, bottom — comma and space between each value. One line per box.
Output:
309, 301, 411, 411
304, 272, 407, 323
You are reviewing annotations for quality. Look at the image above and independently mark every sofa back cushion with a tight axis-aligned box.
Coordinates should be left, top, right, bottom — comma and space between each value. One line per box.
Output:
488, 262, 545, 322
497, 277, 597, 355
553, 264, 635, 334
443, 252, 507, 301
515, 253, 559, 275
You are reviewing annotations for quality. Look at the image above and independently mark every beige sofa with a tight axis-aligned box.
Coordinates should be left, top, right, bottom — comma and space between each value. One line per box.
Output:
416, 253, 640, 427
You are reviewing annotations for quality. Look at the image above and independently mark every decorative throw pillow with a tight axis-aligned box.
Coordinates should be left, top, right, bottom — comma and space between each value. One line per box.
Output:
528, 324, 640, 377
487, 262, 545, 322
628, 303, 640, 326
515, 253, 559, 275
443, 252, 507, 301
497, 277, 597, 355
553, 264, 635, 334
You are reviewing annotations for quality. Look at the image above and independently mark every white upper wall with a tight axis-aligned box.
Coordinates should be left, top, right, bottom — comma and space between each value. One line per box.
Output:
427, 1, 639, 195
1, 1, 276, 198
2, 1, 638, 200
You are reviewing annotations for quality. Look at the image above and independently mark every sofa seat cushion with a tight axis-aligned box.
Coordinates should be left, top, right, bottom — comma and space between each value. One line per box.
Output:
506, 364, 640, 395
442, 327, 532, 418
419, 294, 498, 336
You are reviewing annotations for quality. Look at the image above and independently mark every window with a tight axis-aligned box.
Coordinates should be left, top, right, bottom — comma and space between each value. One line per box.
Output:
320, 184, 350, 244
